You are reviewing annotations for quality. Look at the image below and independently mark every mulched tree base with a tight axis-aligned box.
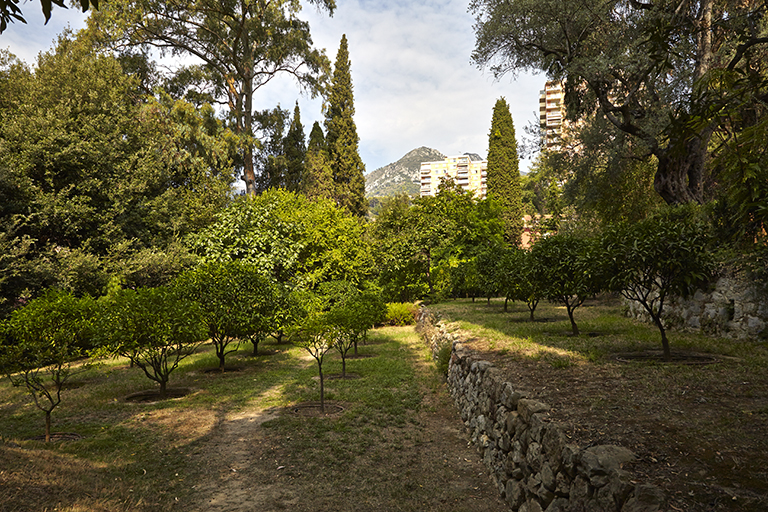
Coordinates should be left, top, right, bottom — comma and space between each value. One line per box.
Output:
613, 350, 720, 365
124, 388, 192, 403
202, 367, 242, 374
28, 433, 83, 442
289, 401, 345, 417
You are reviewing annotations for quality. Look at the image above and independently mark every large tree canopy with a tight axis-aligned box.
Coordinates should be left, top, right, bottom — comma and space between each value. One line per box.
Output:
471, 0, 768, 205
191, 188, 374, 289
0, 36, 234, 314
90, 0, 335, 195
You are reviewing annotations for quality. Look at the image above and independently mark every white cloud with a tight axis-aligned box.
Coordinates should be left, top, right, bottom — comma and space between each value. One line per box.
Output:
1, 0, 544, 173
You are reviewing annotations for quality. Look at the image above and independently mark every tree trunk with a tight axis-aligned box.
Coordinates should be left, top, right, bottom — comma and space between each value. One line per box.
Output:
318, 363, 325, 413
242, 72, 257, 195
566, 304, 579, 335
504, 296, 509, 312
252, 336, 260, 356
159, 379, 167, 399
45, 411, 51, 443
529, 300, 537, 321
652, 314, 672, 362
654, 134, 709, 205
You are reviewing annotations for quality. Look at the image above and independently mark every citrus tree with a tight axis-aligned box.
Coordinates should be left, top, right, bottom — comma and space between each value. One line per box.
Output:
0, 290, 96, 442
96, 285, 205, 397
530, 232, 603, 335
174, 260, 275, 370
322, 282, 386, 374
498, 247, 541, 319
602, 207, 714, 360
290, 290, 335, 412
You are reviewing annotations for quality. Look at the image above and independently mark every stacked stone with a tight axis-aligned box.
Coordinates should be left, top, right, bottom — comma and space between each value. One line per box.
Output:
415, 307, 454, 361
417, 311, 665, 511
623, 274, 768, 341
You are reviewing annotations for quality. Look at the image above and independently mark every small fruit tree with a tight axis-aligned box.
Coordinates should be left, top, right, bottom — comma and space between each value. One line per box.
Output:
0, 289, 96, 442
175, 260, 273, 369
96, 285, 206, 397
498, 247, 541, 319
530, 232, 603, 335
291, 290, 335, 412
322, 282, 386, 375
602, 207, 713, 360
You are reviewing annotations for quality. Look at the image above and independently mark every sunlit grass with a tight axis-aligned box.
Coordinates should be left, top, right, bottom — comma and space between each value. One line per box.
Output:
0, 326, 434, 511
430, 296, 768, 367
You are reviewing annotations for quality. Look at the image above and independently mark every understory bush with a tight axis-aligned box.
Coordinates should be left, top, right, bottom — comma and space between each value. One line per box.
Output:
385, 302, 418, 326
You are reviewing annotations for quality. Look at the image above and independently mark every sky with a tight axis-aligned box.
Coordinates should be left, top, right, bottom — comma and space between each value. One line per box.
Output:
1, 0, 545, 174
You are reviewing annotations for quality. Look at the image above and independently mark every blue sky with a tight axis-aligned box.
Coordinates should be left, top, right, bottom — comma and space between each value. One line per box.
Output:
1, 0, 544, 173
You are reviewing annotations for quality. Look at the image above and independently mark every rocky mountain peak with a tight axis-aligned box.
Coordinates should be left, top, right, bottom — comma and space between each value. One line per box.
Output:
365, 147, 446, 197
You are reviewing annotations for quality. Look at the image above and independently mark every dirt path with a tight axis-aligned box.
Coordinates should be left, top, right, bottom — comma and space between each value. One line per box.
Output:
186, 335, 508, 512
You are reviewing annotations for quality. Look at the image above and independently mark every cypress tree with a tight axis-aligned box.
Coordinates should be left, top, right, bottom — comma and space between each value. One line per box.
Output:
283, 102, 306, 192
303, 121, 335, 201
325, 34, 367, 217
487, 98, 524, 245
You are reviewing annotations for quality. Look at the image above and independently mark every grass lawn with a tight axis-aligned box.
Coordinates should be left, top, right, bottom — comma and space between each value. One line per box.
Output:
0, 326, 507, 512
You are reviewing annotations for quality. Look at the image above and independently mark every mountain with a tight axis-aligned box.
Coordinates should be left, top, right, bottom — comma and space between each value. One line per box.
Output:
365, 147, 446, 197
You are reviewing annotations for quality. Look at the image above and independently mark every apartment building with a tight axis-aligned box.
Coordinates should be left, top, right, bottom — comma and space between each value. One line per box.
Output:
419, 154, 487, 198
539, 81, 566, 149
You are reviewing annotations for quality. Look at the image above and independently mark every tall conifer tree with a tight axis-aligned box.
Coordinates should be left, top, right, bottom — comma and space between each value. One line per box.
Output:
303, 122, 335, 201
283, 102, 306, 192
325, 34, 367, 217
487, 98, 524, 245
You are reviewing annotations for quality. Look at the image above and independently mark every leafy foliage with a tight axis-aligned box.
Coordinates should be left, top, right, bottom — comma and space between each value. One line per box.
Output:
601, 206, 715, 359
487, 98, 524, 245
325, 35, 367, 217
96, 285, 205, 395
0, 289, 95, 441
0, 0, 97, 33
384, 303, 418, 326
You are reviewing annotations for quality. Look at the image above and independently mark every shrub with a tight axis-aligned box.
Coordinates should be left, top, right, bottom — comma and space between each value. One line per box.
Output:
435, 342, 452, 376
385, 302, 417, 326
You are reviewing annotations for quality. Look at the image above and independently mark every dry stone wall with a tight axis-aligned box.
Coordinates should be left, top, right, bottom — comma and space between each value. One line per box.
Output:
624, 273, 768, 341
417, 308, 665, 512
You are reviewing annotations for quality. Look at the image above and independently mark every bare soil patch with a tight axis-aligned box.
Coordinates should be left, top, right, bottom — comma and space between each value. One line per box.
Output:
613, 350, 720, 364
124, 387, 192, 403
288, 401, 346, 417
184, 335, 508, 512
